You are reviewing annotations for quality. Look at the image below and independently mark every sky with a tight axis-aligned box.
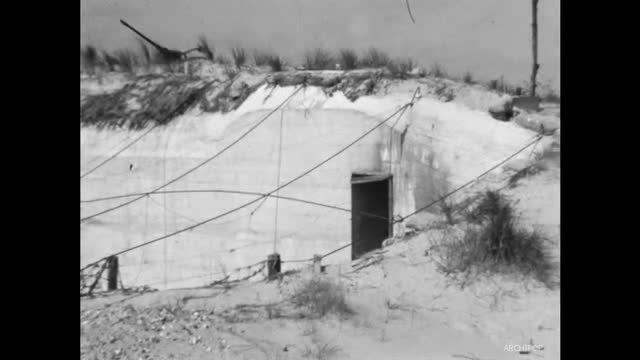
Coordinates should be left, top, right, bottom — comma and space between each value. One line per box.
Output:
80, 0, 560, 91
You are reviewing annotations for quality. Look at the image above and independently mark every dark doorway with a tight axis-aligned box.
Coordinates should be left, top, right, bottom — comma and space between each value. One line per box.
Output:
351, 174, 392, 260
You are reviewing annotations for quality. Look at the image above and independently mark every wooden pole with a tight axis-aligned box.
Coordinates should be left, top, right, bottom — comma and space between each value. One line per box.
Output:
530, 0, 540, 97
106, 256, 119, 291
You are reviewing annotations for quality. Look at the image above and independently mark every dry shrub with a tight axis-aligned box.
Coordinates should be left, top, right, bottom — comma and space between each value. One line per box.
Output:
254, 50, 283, 71
292, 277, 353, 318
101, 50, 119, 72
81, 45, 99, 74
137, 40, 151, 68
114, 49, 138, 74
360, 47, 391, 68
196, 35, 214, 61
231, 47, 247, 68
304, 48, 335, 70
439, 191, 556, 288
302, 342, 341, 360
388, 58, 414, 79
429, 63, 447, 78
338, 48, 359, 70
462, 71, 474, 84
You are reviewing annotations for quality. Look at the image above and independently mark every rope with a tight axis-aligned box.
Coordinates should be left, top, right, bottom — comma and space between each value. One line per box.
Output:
321, 243, 352, 260
273, 109, 285, 253
81, 92, 418, 272
395, 134, 544, 223
388, 88, 420, 173
81, 189, 388, 221
80, 85, 305, 222
80, 124, 159, 179
141, 260, 266, 288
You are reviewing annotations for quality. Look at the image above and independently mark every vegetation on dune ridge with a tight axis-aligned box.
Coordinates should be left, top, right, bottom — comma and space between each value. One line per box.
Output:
81, 78, 212, 129
81, 40, 558, 99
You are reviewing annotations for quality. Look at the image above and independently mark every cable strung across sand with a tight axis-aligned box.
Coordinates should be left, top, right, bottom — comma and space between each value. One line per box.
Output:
80, 84, 305, 223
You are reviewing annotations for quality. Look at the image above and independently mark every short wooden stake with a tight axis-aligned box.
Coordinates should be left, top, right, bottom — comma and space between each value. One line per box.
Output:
267, 253, 281, 280
106, 256, 119, 291
313, 255, 322, 274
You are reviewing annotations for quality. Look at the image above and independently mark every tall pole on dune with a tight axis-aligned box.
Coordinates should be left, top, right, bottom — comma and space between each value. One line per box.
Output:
530, 0, 540, 97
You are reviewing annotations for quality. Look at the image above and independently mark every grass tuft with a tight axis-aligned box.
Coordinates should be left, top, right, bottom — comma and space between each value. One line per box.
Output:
338, 49, 359, 70
231, 47, 247, 68
360, 47, 391, 68
292, 277, 353, 318
197, 35, 214, 61
438, 191, 556, 288
304, 48, 335, 70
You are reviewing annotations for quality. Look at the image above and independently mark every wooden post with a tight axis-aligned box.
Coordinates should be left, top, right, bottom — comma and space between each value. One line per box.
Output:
267, 253, 281, 280
312, 255, 322, 274
530, 0, 540, 97
106, 256, 119, 291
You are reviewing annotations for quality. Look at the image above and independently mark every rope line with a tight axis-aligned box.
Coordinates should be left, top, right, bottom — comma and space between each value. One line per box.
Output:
273, 109, 285, 253
80, 85, 305, 223
80, 124, 159, 179
395, 134, 543, 222
388, 88, 420, 173
81, 189, 388, 221
81, 93, 418, 272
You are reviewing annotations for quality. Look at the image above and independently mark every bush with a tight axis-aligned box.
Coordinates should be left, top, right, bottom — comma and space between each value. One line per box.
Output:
304, 48, 335, 70
292, 278, 353, 318
302, 334, 341, 360
101, 50, 119, 72
267, 55, 284, 71
388, 58, 414, 79
253, 50, 271, 66
429, 63, 447, 78
253, 50, 283, 71
441, 191, 555, 287
462, 71, 474, 84
114, 49, 138, 74
231, 47, 247, 68
137, 40, 152, 68
338, 48, 359, 70
81, 45, 99, 73
488, 79, 499, 90
197, 35, 214, 61
360, 47, 391, 68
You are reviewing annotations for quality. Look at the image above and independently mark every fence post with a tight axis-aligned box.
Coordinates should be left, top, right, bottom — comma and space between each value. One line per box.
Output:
267, 253, 281, 280
106, 256, 119, 291
312, 255, 322, 274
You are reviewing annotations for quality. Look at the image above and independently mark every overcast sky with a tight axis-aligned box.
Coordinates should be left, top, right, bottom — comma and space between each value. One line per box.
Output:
80, 0, 560, 91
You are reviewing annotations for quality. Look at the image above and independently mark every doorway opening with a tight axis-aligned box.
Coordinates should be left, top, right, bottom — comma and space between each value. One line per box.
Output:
351, 173, 392, 260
